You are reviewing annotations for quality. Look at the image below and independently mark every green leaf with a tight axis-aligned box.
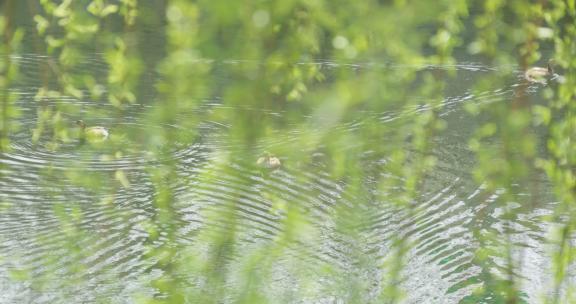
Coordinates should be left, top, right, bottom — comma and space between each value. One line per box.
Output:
34, 15, 50, 35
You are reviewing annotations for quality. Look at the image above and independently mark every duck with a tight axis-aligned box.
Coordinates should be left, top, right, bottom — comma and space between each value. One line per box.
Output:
76, 120, 109, 141
257, 153, 281, 170
525, 59, 554, 84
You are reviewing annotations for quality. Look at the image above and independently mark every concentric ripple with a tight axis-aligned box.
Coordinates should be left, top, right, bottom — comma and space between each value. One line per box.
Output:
0, 56, 561, 303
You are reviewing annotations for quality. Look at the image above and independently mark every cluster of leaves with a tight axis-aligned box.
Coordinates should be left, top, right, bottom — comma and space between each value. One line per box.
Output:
462, 0, 575, 302
31, 0, 142, 147
0, 3, 23, 152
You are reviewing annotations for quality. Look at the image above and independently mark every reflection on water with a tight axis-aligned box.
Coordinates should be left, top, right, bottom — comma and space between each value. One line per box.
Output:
0, 51, 558, 303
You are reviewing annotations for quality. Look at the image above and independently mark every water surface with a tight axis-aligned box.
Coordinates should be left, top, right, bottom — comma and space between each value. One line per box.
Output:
0, 13, 562, 304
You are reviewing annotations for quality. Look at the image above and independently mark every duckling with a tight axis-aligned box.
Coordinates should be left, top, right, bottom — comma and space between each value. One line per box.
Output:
525, 59, 554, 84
257, 153, 281, 170
76, 120, 109, 141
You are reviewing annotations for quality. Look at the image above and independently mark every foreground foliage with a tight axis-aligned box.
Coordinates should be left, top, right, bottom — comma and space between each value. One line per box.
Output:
0, 0, 574, 303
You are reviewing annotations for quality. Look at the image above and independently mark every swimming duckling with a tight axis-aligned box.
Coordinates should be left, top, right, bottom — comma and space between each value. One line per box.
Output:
76, 120, 109, 141
257, 153, 281, 170
525, 59, 554, 84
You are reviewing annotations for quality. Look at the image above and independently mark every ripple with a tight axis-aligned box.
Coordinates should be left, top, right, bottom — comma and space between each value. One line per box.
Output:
0, 55, 562, 303
1, 119, 210, 172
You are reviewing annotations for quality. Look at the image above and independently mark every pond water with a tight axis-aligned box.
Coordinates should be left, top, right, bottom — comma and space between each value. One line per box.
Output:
0, 4, 569, 304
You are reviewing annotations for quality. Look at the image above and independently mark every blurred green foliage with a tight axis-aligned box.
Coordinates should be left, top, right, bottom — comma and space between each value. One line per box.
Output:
0, 2, 23, 152
0, 0, 575, 303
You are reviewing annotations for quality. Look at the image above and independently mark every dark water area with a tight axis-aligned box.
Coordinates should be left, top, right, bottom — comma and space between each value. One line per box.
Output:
0, 3, 569, 303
